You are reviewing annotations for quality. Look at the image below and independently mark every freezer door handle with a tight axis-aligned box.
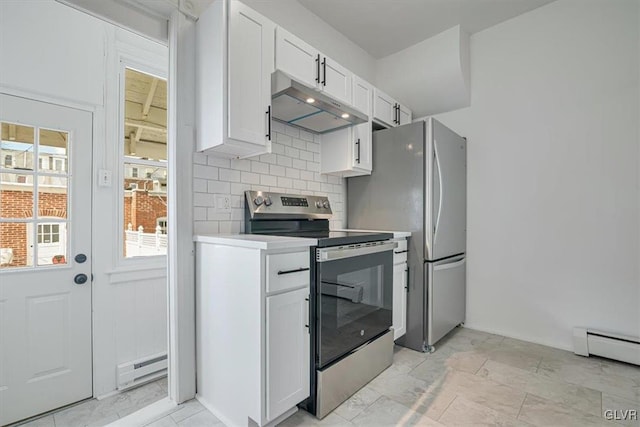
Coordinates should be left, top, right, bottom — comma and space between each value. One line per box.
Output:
434, 256, 465, 271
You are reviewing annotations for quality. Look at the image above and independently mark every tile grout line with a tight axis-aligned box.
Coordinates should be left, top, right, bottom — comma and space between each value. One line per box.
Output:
516, 392, 527, 420
436, 394, 458, 421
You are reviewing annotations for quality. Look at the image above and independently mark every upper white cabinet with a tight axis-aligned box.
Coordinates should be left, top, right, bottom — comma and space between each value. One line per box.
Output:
373, 88, 412, 128
275, 28, 353, 106
275, 27, 318, 89
398, 104, 412, 126
320, 122, 371, 177
320, 75, 372, 177
196, 0, 275, 158
352, 75, 373, 116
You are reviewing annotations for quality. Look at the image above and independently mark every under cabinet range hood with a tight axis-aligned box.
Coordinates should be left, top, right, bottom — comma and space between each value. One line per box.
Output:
271, 71, 367, 134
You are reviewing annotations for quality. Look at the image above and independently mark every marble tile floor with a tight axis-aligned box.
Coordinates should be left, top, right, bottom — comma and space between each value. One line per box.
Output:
19, 328, 640, 426
16, 377, 168, 427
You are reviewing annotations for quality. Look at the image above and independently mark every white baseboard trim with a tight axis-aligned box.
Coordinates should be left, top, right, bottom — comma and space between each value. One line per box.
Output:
105, 397, 177, 427
461, 323, 573, 352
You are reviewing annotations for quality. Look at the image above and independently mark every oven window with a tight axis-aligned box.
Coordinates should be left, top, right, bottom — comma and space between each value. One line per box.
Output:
317, 250, 392, 368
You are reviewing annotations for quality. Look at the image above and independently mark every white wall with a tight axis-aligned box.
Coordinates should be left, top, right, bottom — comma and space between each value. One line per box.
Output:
377, 26, 470, 117
435, 0, 640, 350
1, 0, 169, 397
241, 0, 377, 84
194, 121, 346, 235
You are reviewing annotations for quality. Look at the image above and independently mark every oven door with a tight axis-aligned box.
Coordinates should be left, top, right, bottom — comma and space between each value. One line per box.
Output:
316, 241, 395, 368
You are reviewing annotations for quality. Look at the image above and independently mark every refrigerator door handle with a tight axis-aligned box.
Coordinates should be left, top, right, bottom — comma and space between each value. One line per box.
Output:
433, 140, 443, 240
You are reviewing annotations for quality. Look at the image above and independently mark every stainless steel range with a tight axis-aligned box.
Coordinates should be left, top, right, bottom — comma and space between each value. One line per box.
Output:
245, 190, 396, 419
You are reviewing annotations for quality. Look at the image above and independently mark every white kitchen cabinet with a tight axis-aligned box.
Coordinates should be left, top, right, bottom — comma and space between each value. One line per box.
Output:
399, 104, 412, 125
195, 235, 315, 427
373, 88, 412, 128
266, 288, 310, 420
352, 75, 373, 116
320, 121, 371, 177
320, 75, 372, 176
275, 28, 353, 106
275, 27, 318, 89
392, 238, 408, 340
196, 0, 275, 158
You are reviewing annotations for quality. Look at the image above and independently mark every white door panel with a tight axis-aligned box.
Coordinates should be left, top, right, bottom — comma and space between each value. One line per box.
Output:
275, 27, 318, 89
320, 56, 352, 106
0, 94, 92, 425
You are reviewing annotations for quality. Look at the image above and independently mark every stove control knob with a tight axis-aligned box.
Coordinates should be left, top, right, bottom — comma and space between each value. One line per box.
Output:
315, 200, 323, 208
322, 200, 330, 209
264, 196, 272, 207
254, 196, 264, 206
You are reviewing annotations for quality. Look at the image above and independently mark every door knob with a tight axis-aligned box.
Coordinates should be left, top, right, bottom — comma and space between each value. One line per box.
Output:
75, 253, 87, 263
74, 274, 88, 285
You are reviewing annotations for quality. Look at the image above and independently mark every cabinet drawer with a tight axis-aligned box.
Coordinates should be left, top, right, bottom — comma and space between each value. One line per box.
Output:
393, 239, 408, 265
267, 251, 310, 293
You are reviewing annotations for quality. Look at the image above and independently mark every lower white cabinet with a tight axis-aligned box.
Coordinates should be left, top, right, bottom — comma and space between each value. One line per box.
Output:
392, 237, 408, 340
393, 263, 408, 340
266, 288, 310, 420
196, 240, 312, 427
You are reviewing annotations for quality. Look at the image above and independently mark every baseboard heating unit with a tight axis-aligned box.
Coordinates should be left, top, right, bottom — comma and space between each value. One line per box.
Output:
117, 352, 168, 390
573, 327, 640, 366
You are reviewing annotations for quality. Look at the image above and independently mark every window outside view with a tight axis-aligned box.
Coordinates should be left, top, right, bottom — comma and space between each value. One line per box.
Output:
123, 68, 168, 258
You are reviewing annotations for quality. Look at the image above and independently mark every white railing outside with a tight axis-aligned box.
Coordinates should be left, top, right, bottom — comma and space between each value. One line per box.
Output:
125, 224, 167, 257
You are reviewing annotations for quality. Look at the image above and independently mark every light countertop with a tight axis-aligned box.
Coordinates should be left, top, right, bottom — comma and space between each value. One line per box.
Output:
335, 229, 412, 239
194, 234, 317, 250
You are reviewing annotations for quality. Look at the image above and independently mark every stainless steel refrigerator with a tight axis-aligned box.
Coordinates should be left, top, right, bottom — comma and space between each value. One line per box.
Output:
347, 118, 466, 352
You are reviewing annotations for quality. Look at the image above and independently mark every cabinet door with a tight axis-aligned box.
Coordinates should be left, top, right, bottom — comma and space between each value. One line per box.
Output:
393, 263, 408, 340
228, 1, 275, 147
399, 104, 412, 126
373, 89, 396, 128
275, 27, 319, 89
352, 75, 372, 116
266, 288, 310, 421
320, 55, 352, 105
352, 121, 371, 173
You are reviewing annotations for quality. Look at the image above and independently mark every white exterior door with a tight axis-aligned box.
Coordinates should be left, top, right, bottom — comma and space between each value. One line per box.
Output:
0, 94, 93, 425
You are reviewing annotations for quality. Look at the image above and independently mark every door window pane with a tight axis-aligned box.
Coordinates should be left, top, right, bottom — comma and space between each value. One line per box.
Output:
39, 129, 68, 174
38, 176, 67, 219
0, 173, 34, 218
0, 222, 33, 268
36, 222, 67, 266
1, 123, 35, 170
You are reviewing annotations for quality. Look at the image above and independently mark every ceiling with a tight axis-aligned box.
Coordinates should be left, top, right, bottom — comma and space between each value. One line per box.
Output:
124, 68, 167, 160
297, 0, 556, 58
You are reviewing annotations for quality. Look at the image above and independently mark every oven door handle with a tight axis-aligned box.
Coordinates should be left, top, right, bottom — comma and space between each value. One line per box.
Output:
316, 241, 398, 262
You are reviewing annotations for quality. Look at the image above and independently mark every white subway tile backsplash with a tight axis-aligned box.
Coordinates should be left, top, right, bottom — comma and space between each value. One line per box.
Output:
251, 161, 269, 174
269, 164, 286, 177
292, 159, 307, 170
241, 172, 260, 185
276, 155, 293, 167
207, 180, 231, 194
194, 164, 218, 180
286, 168, 300, 179
260, 174, 278, 187
219, 168, 241, 183
277, 176, 293, 188
194, 123, 346, 234
299, 150, 314, 161
230, 159, 251, 172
